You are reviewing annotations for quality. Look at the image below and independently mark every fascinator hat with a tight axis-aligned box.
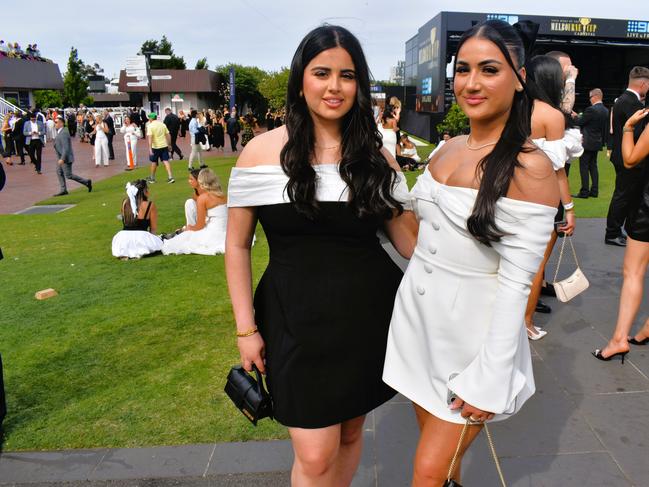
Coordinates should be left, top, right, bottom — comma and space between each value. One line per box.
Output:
125, 182, 140, 217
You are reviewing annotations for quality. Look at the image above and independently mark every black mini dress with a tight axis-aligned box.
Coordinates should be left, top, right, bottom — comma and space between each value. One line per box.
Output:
227, 164, 410, 428
625, 161, 649, 242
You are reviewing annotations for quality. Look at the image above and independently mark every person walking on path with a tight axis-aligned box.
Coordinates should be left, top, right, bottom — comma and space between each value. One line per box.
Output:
53, 116, 92, 196
163, 107, 183, 160
593, 106, 649, 363
605, 66, 649, 247
573, 88, 609, 198
187, 110, 204, 170
12, 112, 27, 165
119, 116, 142, 170
23, 112, 45, 174
146, 113, 175, 184
226, 108, 241, 152
104, 110, 116, 160
92, 114, 110, 167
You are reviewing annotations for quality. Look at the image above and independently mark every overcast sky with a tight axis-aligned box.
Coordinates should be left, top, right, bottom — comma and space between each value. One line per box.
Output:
2, 0, 641, 81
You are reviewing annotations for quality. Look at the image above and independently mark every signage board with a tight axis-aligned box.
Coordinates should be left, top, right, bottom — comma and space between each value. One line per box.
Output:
150, 54, 172, 60
151, 75, 172, 80
127, 81, 149, 87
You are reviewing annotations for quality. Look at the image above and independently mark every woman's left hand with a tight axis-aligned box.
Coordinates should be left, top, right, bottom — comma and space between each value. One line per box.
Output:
559, 209, 576, 236
625, 108, 649, 130
450, 397, 495, 422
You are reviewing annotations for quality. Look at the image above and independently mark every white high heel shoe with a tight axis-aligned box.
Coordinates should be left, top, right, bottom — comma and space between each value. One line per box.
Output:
527, 325, 547, 341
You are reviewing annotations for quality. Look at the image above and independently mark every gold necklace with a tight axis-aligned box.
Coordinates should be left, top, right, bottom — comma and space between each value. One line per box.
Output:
314, 143, 341, 150
465, 136, 498, 151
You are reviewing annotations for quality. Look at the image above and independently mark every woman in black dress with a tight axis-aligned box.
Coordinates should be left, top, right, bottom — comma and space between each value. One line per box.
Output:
594, 107, 649, 362
212, 110, 225, 151
226, 25, 417, 486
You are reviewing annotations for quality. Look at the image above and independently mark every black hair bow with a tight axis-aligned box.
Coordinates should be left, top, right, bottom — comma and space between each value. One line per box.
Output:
513, 20, 539, 60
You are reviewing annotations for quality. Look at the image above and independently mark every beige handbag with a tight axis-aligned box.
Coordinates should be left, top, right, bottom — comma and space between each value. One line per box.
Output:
552, 236, 589, 303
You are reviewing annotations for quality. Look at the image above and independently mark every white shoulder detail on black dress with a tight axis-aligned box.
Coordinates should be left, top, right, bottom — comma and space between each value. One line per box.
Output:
227, 164, 412, 210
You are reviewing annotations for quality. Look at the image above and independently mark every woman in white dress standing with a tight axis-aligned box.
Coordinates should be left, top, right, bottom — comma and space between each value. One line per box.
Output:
162, 168, 228, 255
92, 114, 110, 167
119, 116, 142, 170
383, 20, 559, 485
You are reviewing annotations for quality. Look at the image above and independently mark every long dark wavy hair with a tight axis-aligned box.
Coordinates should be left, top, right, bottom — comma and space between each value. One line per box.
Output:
281, 25, 403, 220
456, 19, 536, 245
527, 54, 575, 128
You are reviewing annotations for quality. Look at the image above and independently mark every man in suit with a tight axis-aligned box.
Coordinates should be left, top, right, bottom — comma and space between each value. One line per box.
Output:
605, 66, 649, 246
22, 112, 45, 174
573, 88, 609, 198
226, 107, 241, 152
53, 116, 91, 196
163, 107, 183, 160
103, 109, 116, 160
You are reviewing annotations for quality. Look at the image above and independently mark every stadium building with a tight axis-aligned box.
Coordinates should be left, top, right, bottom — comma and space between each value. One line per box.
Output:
401, 11, 649, 141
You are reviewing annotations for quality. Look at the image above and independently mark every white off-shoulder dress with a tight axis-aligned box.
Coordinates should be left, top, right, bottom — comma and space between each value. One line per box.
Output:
383, 171, 556, 423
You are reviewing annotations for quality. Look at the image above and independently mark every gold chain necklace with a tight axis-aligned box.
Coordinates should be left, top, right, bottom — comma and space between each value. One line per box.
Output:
314, 143, 341, 150
465, 136, 498, 151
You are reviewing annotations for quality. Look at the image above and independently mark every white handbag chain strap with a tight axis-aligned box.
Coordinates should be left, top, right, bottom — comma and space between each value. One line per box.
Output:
552, 236, 581, 284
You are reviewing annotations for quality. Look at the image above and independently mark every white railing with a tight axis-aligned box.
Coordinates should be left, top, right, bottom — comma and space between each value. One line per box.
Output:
0, 96, 25, 124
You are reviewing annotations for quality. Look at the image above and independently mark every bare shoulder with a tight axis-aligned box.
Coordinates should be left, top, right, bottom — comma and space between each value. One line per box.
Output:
428, 135, 464, 168
235, 125, 287, 168
509, 147, 560, 207
380, 147, 402, 173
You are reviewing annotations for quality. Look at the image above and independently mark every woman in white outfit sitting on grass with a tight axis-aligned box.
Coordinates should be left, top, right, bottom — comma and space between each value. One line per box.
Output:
162, 168, 229, 255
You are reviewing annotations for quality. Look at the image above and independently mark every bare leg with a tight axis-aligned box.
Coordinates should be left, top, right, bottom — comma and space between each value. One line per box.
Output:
525, 231, 558, 331
163, 160, 173, 179
333, 416, 365, 487
289, 415, 366, 487
600, 237, 649, 357
632, 316, 649, 342
411, 404, 482, 487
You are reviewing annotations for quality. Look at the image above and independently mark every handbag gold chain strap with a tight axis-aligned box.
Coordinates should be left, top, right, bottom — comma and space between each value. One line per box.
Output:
446, 420, 506, 487
552, 235, 581, 284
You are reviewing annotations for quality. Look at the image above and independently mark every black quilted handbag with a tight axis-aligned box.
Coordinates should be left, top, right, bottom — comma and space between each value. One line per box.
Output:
224, 364, 273, 426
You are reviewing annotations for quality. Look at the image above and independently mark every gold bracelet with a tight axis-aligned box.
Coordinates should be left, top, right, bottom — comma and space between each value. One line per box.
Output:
236, 327, 258, 338
623, 126, 634, 133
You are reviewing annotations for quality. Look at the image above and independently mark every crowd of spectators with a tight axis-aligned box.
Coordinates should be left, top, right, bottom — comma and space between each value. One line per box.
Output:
0, 40, 51, 62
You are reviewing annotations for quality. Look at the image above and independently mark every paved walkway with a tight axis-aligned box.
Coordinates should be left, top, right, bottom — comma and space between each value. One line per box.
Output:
1, 219, 648, 486
0, 134, 237, 215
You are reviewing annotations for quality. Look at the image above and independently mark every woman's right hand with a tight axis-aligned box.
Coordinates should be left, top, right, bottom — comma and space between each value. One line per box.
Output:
237, 332, 266, 374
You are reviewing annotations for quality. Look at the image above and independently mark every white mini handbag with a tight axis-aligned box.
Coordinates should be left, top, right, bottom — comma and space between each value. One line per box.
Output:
552, 236, 589, 302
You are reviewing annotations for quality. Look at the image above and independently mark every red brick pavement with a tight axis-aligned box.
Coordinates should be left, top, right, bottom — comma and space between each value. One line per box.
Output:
0, 134, 238, 214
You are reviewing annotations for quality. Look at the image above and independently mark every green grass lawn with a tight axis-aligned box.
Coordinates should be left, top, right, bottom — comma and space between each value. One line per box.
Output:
0, 156, 287, 451
0, 146, 612, 451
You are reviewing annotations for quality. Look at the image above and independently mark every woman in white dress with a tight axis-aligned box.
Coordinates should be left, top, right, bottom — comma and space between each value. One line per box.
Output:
119, 116, 142, 170
111, 179, 163, 259
383, 19, 559, 485
92, 114, 110, 166
162, 168, 228, 255
524, 55, 583, 340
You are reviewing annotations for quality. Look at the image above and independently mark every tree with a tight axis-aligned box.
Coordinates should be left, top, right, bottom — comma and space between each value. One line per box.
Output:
195, 57, 209, 70
215, 63, 267, 113
139, 36, 186, 69
33, 90, 63, 108
436, 103, 469, 136
259, 68, 289, 110
63, 47, 89, 107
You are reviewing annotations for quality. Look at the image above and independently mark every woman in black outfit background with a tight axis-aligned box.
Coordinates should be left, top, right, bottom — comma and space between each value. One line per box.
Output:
594, 107, 649, 362
226, 25, 417, 486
